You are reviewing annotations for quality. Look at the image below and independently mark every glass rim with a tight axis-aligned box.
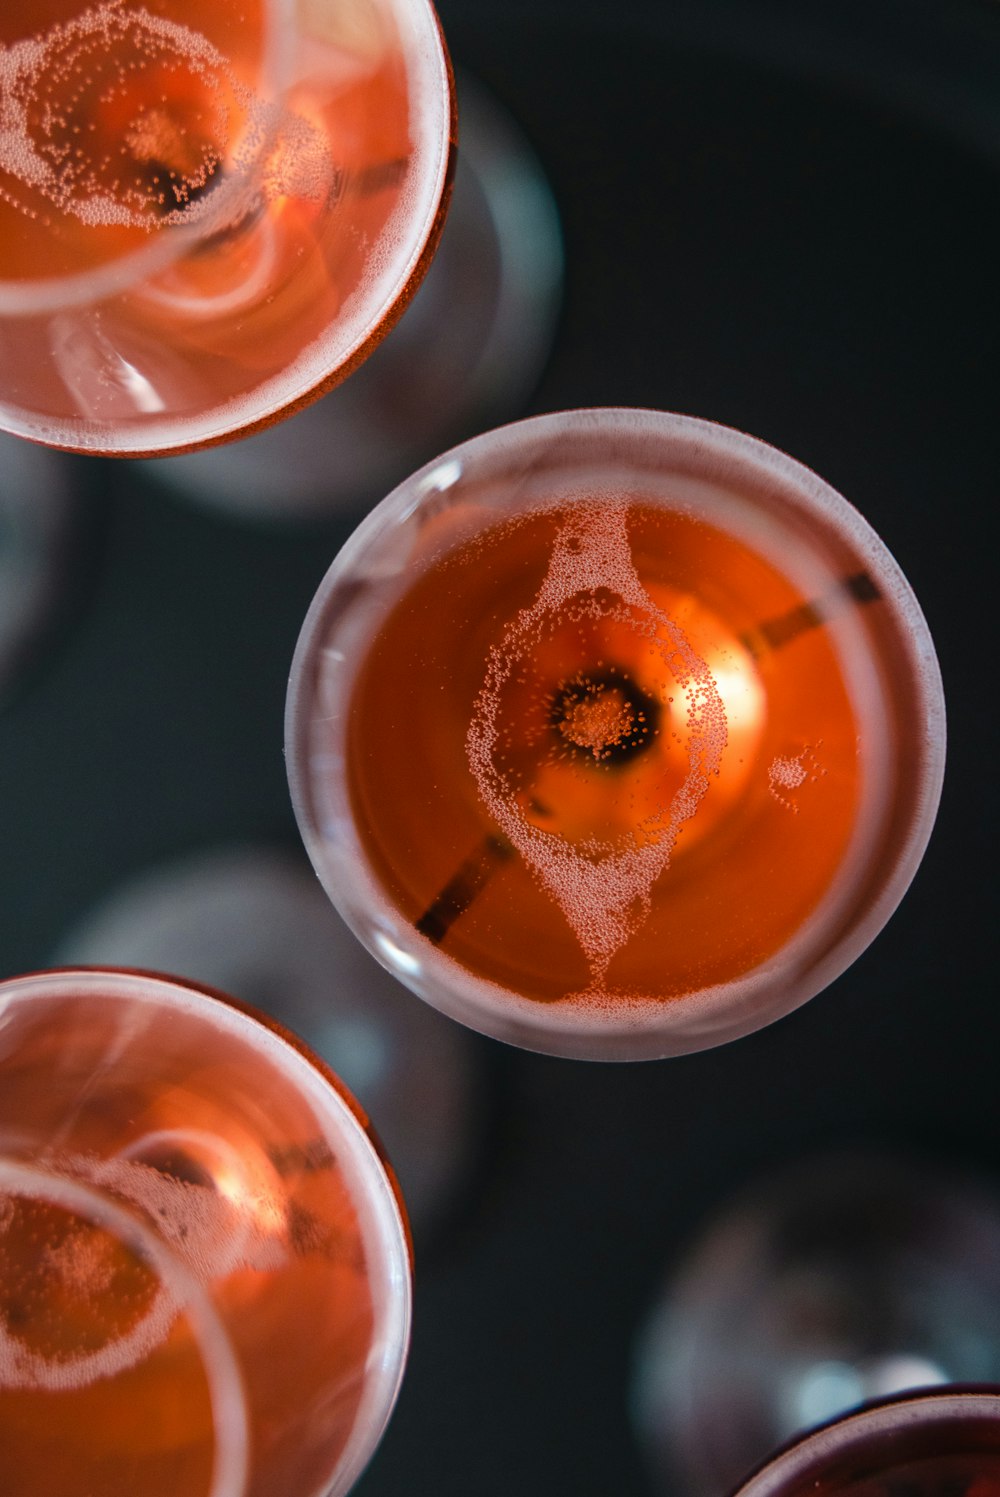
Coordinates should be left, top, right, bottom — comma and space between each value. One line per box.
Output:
730, 1387, 1000, 1497
285, 407, 947, 1061
0, 963, 414, 1497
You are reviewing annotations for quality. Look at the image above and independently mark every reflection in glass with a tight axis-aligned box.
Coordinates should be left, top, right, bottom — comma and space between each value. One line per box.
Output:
0, 0, 454, 454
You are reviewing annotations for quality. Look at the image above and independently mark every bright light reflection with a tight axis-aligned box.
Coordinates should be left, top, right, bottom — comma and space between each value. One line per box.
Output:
794, 1360, 864, 1428
417, 457, 462, 496
373, 929, 422, 978
115, 355, 166, 413
792, 1353, 949, 1434
709, 653, 766, 737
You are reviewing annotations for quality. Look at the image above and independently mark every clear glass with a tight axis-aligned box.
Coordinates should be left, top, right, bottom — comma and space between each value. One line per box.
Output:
731, 1389, 1000, 1497
286, 408, 946, 1061
0, 0, 454, 455
0, 966, 412, 1497
632, 1153, 1000, 1497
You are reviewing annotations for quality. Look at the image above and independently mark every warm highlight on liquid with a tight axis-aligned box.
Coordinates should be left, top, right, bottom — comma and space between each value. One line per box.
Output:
346, 499, 865, 1006
0, 988, 380, 1497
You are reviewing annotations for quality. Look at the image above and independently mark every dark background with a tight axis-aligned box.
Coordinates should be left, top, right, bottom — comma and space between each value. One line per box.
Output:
1, 0, 999, 1492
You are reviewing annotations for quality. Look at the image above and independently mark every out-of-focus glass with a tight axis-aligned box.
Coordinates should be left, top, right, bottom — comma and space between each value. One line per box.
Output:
0, 431, 77, 700
138, 73, 563, 519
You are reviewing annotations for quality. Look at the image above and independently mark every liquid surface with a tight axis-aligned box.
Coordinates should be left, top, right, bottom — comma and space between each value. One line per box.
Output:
0, 0, 449, 449
776, 1421, 1000, 1497
346, 498, 868, 1008
0, 983, 389, 1497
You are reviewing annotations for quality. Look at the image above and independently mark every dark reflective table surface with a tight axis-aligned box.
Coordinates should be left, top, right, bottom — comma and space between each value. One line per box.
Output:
1, 1, 997, 1493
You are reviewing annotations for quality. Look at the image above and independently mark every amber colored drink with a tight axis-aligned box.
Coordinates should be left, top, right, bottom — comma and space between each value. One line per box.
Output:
348, 497, 865, 1003
286, 410, 945, 1059
0, 968, 411, 1497
0, 0, 453, 453
733, 1391, 1000, 1497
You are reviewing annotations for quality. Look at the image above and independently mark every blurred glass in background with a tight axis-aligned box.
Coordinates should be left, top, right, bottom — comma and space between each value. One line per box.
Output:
631, 1151, 1000, 1497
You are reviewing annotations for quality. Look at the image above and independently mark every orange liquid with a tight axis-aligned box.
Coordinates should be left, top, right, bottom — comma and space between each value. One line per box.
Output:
0, 0, 448, 448
346, 499, 867, 1005
0, 986, 389, 1497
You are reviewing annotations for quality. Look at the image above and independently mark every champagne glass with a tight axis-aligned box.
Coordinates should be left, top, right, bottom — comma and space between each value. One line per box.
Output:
730, 1388, 1000, 1497
0, 0, 454, 455
285, 407, 945, 1060
0, 966, 412, 1497
631, 1152, 1000, 1497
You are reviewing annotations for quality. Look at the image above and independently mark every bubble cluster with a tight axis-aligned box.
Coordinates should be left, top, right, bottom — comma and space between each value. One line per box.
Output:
0, 1142, 287, 1391
558, 679, 636, 756
466, 500, 728, 993
0, 0, 337, 234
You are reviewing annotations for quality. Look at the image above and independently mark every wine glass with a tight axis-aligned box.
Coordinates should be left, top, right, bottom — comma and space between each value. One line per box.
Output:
729, 1388, 1000, 1497
285, 407, 945, 1060
51, 844, 482, 1239
631, 1152, 1000, 1497
0, 966, 412, 1497
0, 0, 454, 455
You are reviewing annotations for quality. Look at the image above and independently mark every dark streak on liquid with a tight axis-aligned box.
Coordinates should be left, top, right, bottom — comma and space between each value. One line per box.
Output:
416, 834, 513, 943
741, 571, 881, 658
